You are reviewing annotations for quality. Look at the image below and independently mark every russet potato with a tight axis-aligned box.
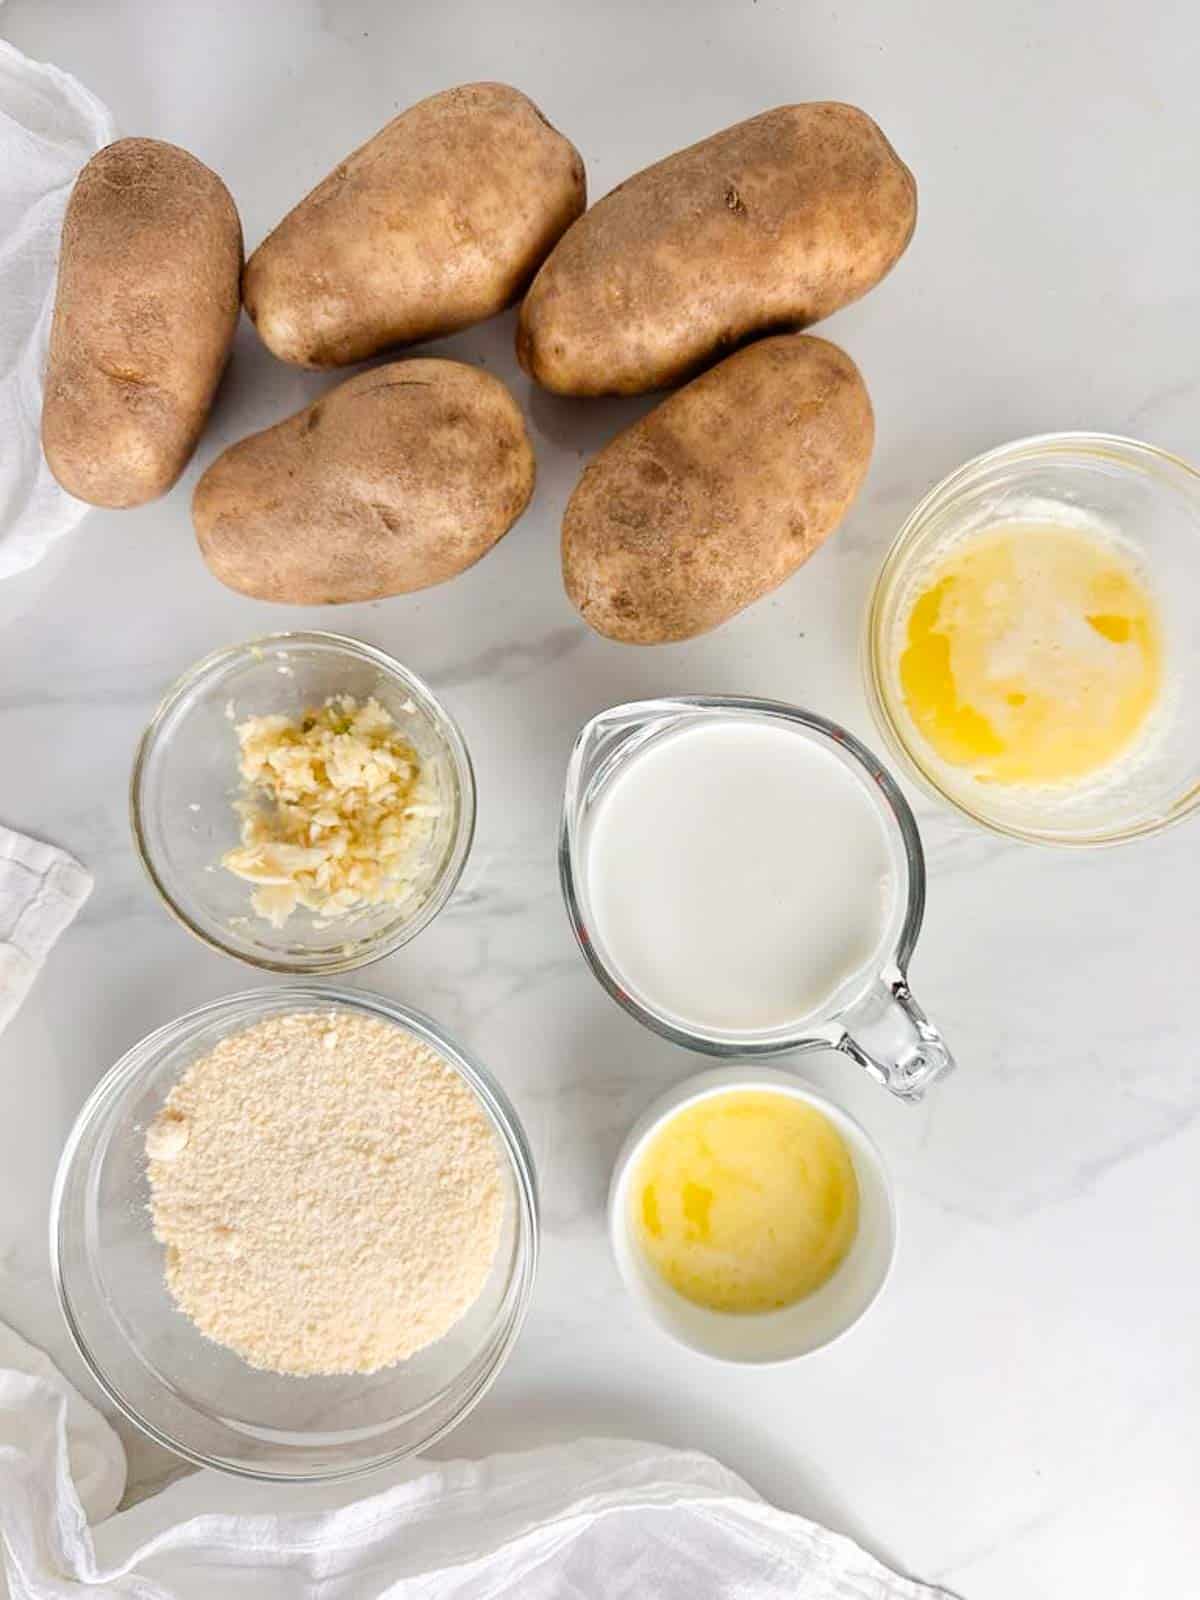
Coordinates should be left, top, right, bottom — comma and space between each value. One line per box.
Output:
519, 103, 914, 396
244, 82, 586, 368
193, 360, 535, 603
42, 138, 242, 508
561, 334, 873, 643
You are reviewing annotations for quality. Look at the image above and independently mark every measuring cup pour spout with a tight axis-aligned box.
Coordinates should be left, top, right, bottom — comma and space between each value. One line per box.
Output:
831, 968, 955, 1101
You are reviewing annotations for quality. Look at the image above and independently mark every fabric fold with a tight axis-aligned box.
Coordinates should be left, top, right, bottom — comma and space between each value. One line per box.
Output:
0, 1316, 953, 1600
0, 824, 92, 1037
0, 39, 116, 580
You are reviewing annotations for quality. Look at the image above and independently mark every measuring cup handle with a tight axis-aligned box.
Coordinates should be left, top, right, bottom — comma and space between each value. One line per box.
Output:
834, 969, 955, 1101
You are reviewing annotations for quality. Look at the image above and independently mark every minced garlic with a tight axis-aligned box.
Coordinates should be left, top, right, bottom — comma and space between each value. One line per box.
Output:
221, 695, 440, 927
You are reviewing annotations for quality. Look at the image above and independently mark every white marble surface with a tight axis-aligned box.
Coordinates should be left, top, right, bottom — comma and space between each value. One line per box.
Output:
2, 1, 1198, 1593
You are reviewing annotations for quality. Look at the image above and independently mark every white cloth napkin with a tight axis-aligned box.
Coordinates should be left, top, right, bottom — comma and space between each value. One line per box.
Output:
0, 38, 115, 579
0, 1321, 954, 1599
0, 824, 92, 1035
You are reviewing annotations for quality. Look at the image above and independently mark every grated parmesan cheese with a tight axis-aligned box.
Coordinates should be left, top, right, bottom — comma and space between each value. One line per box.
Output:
145, 1011, 505, 1376
220, 695, 440, 927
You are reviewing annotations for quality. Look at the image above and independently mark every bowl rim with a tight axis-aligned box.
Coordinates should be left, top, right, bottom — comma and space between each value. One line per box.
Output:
863, 430, 1200, 847
607, 1067, 897, 1366
129, 631, 477, 973
49, 984, 539, 1482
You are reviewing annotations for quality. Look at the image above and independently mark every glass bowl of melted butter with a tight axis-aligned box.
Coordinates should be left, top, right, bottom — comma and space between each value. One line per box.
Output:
866, 433, 1200, 845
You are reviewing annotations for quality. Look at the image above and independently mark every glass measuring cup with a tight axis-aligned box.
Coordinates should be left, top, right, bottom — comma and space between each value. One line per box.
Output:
560, 697, 955, 1101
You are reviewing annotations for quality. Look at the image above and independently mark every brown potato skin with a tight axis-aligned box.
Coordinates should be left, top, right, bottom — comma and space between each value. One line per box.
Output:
41, 139, 242, 509
193, 360, 535, 604
562, 334, 872, 644
244, 83, 586, 368
519, 103, 915, 397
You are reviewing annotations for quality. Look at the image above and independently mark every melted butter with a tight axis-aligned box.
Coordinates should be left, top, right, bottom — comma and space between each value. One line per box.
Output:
899, 522, 1162, 785
632, 1091, 859, 1314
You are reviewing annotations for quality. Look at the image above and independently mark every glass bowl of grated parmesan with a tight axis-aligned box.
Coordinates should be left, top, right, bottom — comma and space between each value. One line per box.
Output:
50, 986, 539, 1481
131, 633, 475, 971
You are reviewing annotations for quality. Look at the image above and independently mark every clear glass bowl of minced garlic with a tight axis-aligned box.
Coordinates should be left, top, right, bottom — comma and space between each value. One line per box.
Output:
866, 434, 1200, 845
51, 987, 538, 1480
131, 633, 476, 971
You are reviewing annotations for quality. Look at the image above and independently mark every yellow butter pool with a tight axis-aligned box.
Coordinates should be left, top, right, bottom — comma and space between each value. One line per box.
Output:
631, 1091, 859, 1314
899, 522, 1162, 785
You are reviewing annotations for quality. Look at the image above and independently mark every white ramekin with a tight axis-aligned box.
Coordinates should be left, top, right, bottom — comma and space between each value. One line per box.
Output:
608, 1067, 896, 1363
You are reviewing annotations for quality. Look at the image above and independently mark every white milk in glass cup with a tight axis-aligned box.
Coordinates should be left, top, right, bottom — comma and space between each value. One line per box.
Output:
560, 697, 955, 1101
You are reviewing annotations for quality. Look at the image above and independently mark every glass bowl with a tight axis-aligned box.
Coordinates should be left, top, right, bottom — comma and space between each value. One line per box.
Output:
131, 632, 475, 972
50, 986, 539, 1482
865, 433, 1200, 845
